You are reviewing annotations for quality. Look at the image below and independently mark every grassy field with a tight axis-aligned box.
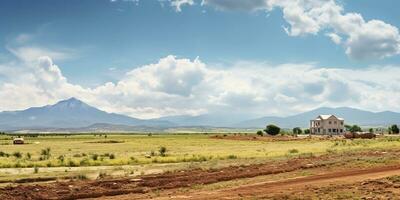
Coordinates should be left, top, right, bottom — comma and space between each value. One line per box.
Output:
1, 134, 400, 170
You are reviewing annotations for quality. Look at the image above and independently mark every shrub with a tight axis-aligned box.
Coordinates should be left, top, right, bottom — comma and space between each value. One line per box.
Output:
256, 130, 264, 136
227, 155, 237, 159
264, 124, 281, 136
26, 152, 32, 159
68, 160, 78, 167
390, 125, 400, 134
0, 151, 9, 157
292, 127, 302, 135
109, 153, 115, 159
288, 149, 299, 154
13, 151, 22, 159
34, 166, 39, 173
75, 174, 88, 180
40, 147, 51, 160
304, 129, 311, 134
159, 146, 167, 157
91, 154, 99, 161
58, 155, 65, 163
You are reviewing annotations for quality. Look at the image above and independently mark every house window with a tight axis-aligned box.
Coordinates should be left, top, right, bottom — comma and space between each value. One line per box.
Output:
328, 129, 331, 132
333, 129, 336, 132
329, 121, 332, 124
341, 122, 343, 125
340, 129, 343, 133
334, 121, 337, 124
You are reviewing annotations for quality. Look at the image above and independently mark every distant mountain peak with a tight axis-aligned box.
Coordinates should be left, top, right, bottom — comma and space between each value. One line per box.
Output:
52, 97, 88, 109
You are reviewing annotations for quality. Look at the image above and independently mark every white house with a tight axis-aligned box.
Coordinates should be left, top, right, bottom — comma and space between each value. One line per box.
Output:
310, 115, 344, 135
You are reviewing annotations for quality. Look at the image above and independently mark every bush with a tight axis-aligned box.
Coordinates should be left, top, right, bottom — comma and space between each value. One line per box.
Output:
91, 154, 99, 160
40, 147, 51, 160
0, 151, 9, 157
264, 124, 281, 136
13, 151, 22, 159
58, 155, 65, 163
390, 125, 400, 134
304, 129, 311, 134
109, 153, 115, 159
34, 166, 39, 173
159, 146, 167, 157
288, 149, 299, 154
256, 130, 264, 136
292, 127, 302, 135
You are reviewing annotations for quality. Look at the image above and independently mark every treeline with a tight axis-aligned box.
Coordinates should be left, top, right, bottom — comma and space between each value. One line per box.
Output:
256, 123, 400, 136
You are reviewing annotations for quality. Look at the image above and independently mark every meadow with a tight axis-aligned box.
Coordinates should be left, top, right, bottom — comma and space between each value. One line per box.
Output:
2, 133, 400, 199
1, 133, 400, 169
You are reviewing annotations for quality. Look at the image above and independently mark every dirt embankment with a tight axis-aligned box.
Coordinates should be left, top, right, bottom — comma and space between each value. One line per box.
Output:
0, 150, 398, 200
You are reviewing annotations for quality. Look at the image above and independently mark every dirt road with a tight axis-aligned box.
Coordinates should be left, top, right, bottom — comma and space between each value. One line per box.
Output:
101, 165, 400, 200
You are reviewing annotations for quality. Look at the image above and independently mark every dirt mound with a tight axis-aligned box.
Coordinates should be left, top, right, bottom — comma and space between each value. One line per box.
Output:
344, 132, 376, 139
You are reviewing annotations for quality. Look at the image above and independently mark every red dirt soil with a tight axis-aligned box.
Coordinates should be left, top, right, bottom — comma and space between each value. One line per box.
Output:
0, 150, 398, 200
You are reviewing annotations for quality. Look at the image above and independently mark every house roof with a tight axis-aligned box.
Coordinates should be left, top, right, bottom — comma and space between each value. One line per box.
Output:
316, 115, 344, 120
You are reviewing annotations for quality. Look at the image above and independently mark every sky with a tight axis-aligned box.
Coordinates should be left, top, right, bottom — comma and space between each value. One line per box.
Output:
0, 0, 400, 119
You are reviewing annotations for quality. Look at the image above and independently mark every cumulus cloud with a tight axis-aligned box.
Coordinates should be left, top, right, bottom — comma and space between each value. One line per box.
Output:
1, 53, 400, 119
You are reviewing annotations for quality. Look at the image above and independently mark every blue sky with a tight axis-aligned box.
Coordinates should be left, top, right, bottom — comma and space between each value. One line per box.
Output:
0, 0, 400, 119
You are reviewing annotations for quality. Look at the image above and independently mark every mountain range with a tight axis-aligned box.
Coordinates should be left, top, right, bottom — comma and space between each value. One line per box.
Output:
0, 98, 399, 132
0, 98, 172, 131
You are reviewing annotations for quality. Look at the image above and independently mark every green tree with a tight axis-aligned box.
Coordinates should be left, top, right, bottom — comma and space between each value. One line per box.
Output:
292, 127, 302, 135
256, 130, 264, 136
304, 129, 310, 134
369, 128, 374, 134
264, 124, 281, 136
391, 125, 400, 134
348, 125, 362, 133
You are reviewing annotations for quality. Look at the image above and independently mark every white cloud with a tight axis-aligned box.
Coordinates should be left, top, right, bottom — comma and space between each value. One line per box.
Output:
326, 32, 342, 45
172, 0, 400, 60
7, 46, 73, 63
1, 53, 400, 119
171, 0, 194, 12
201, 0, 269, 11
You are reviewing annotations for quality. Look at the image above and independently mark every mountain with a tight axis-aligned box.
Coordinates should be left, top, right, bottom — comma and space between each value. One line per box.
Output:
0, 98, 173, 130
235, 107, 400, 128
1, 100, 399, 131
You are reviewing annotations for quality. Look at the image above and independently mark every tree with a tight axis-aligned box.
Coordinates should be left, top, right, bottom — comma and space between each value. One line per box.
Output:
256, 130, 264, 136
347, 125, 362, 133
292, 127, 302, 135
391, 125, 400, 134
304, 129, 311, 134
264, 124, 281, 136
344, 124, 352, 131
369, 128, 374, 134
